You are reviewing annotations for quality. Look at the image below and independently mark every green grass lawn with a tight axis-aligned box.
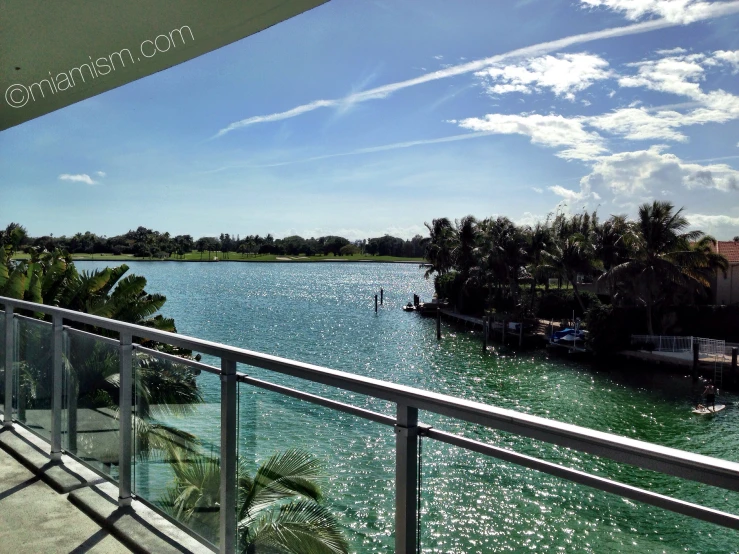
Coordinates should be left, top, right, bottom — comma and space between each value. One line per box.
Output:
12, 251, 426, 264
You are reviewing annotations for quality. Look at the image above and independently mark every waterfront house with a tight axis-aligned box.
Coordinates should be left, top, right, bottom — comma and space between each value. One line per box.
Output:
711, 239, 739, 305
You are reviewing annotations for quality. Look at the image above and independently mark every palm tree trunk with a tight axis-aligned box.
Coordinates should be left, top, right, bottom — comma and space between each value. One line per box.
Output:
570, 275, 586, 313
645, 287, 655, 336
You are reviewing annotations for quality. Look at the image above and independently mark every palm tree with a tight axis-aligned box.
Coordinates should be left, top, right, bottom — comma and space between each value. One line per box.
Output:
160, 448, 349, 553
605, 201, 728, 334
422, 218, 455, 279
543, 233, 596, 313
594, 215, 632, 297
0, 248, 201, 459
452, 216, 479, 279
480, 217, 529, 304
525, 223, 552, 310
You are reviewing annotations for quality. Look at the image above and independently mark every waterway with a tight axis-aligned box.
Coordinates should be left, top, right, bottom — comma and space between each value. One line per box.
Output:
77, 260, 739, 553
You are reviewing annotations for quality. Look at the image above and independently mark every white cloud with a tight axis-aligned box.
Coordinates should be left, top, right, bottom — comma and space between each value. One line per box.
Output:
579, 0, 739, 24
59, 173, 97, 185
590, 50, 739, 142
214, 4, 739, 137
96, 171, 106, 177
656, 46, 688, 55
713, 50, 739, 72
619, 53, 707, 98
549, 184, 601, 201
581, 145, 739, 195
687, 213, 739, 228
476, 53, 612, 100
516, 212, 546, 226
588, 107, 691, 141
532, 187, 544, 193
458, 113, 607, 160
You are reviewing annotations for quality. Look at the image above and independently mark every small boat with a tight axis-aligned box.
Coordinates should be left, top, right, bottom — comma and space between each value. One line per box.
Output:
692, 404, 726, 415
402, 302, 416, 312
547, 324, 589, 353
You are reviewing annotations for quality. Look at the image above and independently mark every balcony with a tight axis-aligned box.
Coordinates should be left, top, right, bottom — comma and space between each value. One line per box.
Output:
2, 294, 739, 553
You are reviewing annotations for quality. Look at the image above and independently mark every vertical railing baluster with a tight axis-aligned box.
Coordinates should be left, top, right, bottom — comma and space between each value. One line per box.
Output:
395, 403, 419, 554
66, 331, 78, 453
3, 307, 13, 427
50, 314, 63, 461
118, 332, 133, 506
220, 358, 237, 553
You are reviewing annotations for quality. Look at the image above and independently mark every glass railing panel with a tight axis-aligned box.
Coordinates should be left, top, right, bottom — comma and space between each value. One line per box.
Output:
237, 380, 395, 553
418, 434, 739, 553
132, 349, 222, 547
0, 309, 5, 422
13, 315, 53, 440
62, 327, 121, 477
192, 350, 397, 419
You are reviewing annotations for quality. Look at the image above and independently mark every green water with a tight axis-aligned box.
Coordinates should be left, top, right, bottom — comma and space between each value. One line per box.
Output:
78, 261, 739, 553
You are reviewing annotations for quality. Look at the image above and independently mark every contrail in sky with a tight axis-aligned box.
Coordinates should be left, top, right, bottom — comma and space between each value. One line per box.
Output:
201, 131, 495, 173
214, 2, 739, 138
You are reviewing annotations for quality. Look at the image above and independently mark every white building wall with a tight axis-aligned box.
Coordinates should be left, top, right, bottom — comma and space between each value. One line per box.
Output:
715, 264, 739, 305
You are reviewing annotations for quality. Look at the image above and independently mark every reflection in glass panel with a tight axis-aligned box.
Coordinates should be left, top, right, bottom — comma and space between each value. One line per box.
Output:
62, 328, 121, 477
132, 349, 220, 547
419, 438, 739, 553
14, 315, 53, 440
0, 310, 5, 422
237, 382, 395, 553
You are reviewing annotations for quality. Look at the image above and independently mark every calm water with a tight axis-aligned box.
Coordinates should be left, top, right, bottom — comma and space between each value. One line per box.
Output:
79, 260, 739, 553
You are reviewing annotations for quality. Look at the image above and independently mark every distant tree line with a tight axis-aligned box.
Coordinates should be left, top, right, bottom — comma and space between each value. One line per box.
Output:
0, 224, 427, 259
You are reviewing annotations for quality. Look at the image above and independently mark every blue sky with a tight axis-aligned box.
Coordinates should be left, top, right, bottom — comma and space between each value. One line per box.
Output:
2, 0, 739, 240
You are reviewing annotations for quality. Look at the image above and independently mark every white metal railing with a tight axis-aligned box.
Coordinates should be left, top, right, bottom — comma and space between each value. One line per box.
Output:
2, 295, 739, 553
631, 335, 726, 359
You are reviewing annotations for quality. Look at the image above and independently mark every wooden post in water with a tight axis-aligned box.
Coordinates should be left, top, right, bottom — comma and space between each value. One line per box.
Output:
692, 342, 700, 381
732, 347, 738, 384
375, 295, 378, 313
502, 320, 506, 345
436, 307, 441, 340
482, 317, 488, 352
519, 321, 524, 347
380, 288, 384, 305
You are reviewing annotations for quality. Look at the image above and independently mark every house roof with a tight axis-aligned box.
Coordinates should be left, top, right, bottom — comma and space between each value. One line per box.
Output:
716, 240, 739, 265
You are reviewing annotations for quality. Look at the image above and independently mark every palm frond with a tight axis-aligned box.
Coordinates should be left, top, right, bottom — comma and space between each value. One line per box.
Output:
243, 500, 349, 554
240, 449, 324, 522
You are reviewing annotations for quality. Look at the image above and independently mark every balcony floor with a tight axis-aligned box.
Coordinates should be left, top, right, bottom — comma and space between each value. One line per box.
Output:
0, 445, 131, 554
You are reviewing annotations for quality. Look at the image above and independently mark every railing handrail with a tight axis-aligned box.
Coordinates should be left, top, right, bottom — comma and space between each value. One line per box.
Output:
3, 294, 739, 485
4, 294, 739, 552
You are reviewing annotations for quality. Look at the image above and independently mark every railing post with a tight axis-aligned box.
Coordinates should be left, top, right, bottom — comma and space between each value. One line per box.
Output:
220, 358, 237, 553
395, 403, 419, 554
118, 332, 133, 507
3, 307, 13, 427
50, 314, 63, 461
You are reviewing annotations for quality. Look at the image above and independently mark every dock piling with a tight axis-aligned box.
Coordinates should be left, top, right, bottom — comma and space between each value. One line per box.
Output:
437, 307, 441, 340
732, 347, 737, 384
692, 342, 700, 381
380, 288, 384, 305
375, 294, 378, 313
482, 317, 488, 352
502, 320, 506, 345
519, 321, 524, 347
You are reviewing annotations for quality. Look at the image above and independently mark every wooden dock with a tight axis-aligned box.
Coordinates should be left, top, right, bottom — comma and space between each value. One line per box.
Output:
439, 309, 484, 328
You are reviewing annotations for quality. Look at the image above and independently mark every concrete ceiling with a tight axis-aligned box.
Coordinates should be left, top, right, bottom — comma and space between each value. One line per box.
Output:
0, 0, 328, 131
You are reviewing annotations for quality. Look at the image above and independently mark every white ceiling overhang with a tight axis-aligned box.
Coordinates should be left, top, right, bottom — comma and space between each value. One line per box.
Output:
0, 0, 328, 131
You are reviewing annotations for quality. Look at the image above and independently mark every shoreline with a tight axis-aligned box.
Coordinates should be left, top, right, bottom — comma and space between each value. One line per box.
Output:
14, 256, 429, 265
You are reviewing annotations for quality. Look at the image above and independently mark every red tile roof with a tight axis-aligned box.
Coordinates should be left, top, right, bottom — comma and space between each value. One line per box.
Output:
716, 240, 739, 265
